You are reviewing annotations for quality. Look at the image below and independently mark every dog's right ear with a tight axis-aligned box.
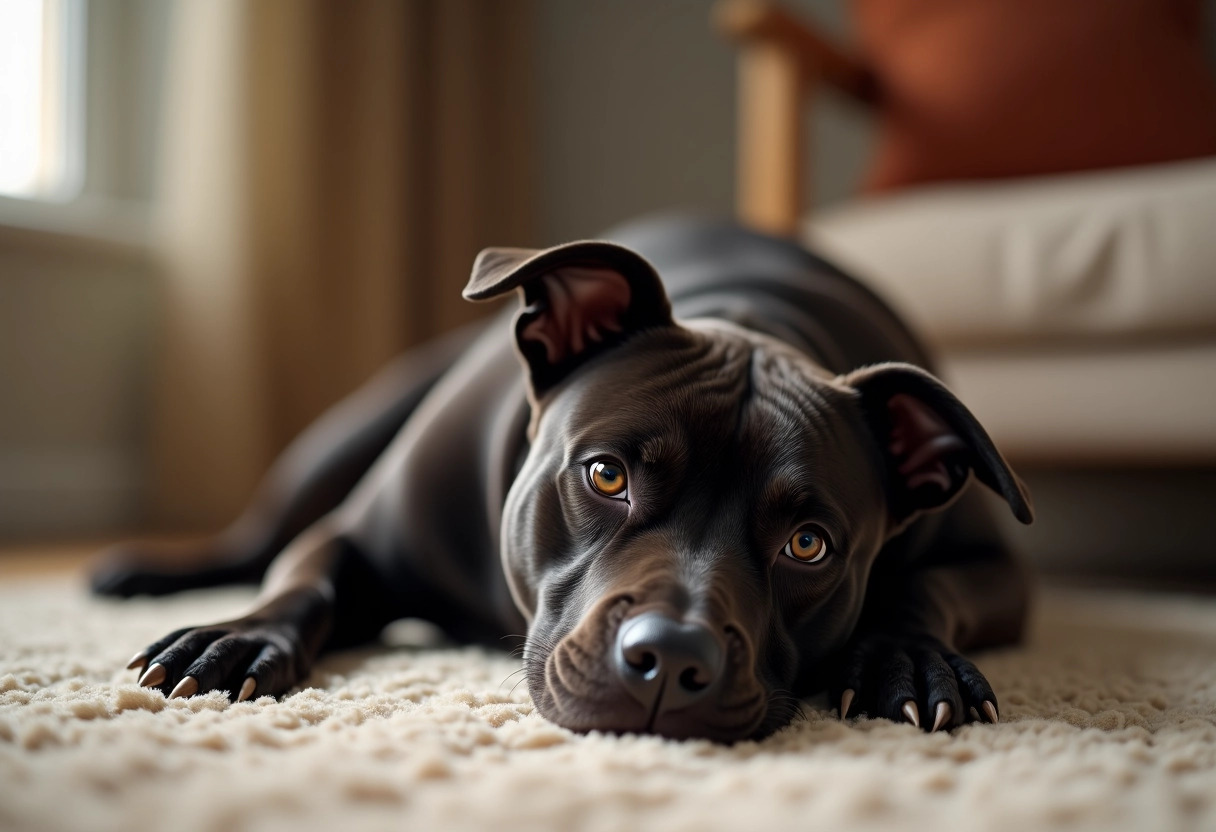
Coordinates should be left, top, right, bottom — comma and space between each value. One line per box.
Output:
464, 241, 674, 398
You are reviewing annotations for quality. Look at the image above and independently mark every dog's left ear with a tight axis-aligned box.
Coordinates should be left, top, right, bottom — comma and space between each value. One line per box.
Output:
464, 241, 673, 397
842, 362, 1033, 531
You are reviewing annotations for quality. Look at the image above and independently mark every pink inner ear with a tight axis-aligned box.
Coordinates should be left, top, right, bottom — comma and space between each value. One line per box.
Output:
520, 267, 631, 364
887, 394, 967, 491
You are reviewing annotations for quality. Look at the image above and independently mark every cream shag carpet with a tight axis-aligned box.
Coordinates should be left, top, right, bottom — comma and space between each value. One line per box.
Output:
2, 576, 1215, 832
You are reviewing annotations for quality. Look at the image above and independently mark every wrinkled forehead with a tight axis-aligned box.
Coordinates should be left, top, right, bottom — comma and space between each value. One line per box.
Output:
739, 343, 859, 458
547, 326, 872, 474
737, 347, 882, 527
545, 326, 754, 449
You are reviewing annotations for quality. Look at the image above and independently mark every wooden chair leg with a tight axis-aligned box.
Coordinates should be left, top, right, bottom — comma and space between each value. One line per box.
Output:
735, 42, 805, 236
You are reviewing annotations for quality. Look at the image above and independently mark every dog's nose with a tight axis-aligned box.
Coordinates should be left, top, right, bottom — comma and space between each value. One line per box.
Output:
615, 612, 723, 714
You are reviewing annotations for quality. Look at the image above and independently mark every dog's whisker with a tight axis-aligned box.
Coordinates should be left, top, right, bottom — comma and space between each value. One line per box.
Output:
497, 666, 528, 690
764, 689, 806, 727
508, 675, 530, 698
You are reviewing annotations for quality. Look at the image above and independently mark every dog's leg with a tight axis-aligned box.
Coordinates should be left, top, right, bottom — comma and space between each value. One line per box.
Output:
124, 515, 406, 701
827, 491, 1031, 732
91, 323, 483, 597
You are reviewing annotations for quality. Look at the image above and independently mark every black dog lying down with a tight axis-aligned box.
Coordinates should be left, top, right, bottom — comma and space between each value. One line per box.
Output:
94, 216, 1031, 742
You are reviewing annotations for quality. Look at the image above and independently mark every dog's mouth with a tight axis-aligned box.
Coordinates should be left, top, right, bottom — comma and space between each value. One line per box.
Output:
524, 596, 785, 743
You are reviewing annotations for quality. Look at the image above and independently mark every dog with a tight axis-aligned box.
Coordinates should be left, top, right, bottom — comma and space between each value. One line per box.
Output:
93, 216, 1032, 742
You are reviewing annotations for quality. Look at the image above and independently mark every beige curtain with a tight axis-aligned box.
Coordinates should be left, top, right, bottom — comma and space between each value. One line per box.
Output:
151, 0, 534, 529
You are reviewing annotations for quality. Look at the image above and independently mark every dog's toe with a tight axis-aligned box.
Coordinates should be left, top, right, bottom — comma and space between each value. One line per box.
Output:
943, 651, 999, 723
911, 644, 965, 732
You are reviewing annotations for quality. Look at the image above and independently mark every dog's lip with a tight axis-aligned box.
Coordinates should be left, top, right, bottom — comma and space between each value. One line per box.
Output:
538, 671, 771, 742
544, 703, 766, 743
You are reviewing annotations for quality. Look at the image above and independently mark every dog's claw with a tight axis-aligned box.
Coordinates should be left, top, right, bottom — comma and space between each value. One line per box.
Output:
901, 700, 920, 728
839, 689, 854, 720
126, 651, 148, 672
168, 676, 199, 699
237, 677, 256, 703
138, 663, 166, 688
931, 701, 951, 732
982, 700, 999, 724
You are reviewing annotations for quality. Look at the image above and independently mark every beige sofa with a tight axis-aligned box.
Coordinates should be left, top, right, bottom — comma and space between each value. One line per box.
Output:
716, 1, 1216, 582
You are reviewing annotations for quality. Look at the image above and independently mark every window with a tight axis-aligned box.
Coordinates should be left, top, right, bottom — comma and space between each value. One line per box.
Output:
0, 0, 86, 200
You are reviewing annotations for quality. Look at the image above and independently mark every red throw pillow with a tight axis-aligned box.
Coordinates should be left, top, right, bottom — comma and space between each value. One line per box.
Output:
853, 0, 1216, 191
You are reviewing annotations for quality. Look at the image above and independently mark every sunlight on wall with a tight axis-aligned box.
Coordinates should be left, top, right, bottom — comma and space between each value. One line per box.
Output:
0, 0, 84, 200
0, 0, 45, 195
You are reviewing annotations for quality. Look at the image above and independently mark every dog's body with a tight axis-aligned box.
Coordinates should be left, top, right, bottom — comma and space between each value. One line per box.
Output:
95, 217, 1031, 742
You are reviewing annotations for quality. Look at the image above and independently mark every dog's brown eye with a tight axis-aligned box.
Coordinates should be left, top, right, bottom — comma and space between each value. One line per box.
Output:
588, 460, 627, 498
784, 527, 828, 563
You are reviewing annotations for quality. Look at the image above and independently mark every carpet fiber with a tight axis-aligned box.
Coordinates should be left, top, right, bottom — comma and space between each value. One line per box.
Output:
1, 575, 1215, 832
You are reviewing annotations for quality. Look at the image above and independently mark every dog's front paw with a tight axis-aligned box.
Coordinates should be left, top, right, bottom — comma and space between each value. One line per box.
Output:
125, 616, 315, 703
832, 633, 999, 732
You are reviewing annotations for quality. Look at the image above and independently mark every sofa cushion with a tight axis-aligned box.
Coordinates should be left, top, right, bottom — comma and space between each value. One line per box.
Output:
852, 0, 1216, 191
804, 157, 1216, 348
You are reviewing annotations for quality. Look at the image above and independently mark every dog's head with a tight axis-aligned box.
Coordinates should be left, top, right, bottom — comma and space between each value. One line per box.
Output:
465, 241, 1032, 742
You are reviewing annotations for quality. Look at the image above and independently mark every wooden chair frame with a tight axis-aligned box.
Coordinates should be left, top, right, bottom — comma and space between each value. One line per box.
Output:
714, 0, 877, 235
